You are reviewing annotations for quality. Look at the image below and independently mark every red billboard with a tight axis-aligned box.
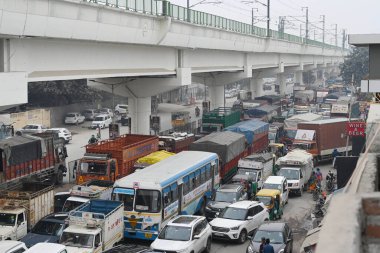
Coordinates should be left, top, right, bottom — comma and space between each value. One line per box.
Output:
346, 122, 366, 136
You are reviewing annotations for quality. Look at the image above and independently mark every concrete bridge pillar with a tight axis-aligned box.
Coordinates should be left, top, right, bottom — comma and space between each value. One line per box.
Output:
277, 73, 287, 96
250, 77, 265, 98
209, 85, 225, 109
295, 71, 304, 86
128, 97, 151, 135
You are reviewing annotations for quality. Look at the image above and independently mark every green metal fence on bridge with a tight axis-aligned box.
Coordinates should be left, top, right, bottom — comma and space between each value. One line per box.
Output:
85, 0, 343, 50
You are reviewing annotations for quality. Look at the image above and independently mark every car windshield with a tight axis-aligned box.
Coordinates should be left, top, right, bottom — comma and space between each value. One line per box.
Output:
278, 169, 300, 180
94, 116, 104, 121
158, 225, 191, 241
214, 191, 237, 203
60, 232, 94, 248
80, 162, 107, 175
237, 169, 258, 179
0, 213, 16, 226
84, 110, 92, 114
31, 220, 64, 236
253, 230, 285, 244
119, 106, 127, 109
23, 125, 38, 129
256, 196, 273, 206
135, 189, 160, 213
263, 183, 282, 191
66, 114, 75, 117
220, 207, 247, 220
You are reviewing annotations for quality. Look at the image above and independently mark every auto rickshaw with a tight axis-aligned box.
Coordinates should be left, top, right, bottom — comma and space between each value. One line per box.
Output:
256, 189, 283, 220
268, 143, 286, 157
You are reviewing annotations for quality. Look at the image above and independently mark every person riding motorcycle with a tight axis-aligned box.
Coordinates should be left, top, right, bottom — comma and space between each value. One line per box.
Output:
88, 134, 98, 144
326, 170, 335, 181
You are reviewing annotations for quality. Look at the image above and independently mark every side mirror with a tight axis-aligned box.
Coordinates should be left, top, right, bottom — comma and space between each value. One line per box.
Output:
193, 235, 201, 240
287, 238, 292, 243
247, 216, 253, 220
95, 242, 102, 248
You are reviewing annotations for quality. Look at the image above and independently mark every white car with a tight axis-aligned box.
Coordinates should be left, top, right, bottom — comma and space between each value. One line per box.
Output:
98, 108, 114, 117
151, 215, 212, 253
210, 201, 269, 244
263, 176, 289, 206
25, 243, 67, 253
64, 112, 85, 125
0, 241, 28, 253
48, 128, 72, 143
17, 124, 47, 135
82, 109, 99, 121
114, 104, 128, 114
91, 114, 112, 129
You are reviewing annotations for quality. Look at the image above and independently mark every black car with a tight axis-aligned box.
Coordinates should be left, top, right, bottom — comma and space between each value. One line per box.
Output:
246, 222, 293, 253
205, 184, 247, 220
20, 213, 68, 248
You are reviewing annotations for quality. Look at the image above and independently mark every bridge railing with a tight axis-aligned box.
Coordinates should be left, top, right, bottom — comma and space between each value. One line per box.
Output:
84, 0, 343, 50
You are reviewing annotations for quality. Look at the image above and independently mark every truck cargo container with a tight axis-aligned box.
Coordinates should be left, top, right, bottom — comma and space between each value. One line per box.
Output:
158, 132, 195, 153
189, 131, 246, 182
0, 132, 67, 188
201, 107, 241, 133
0, 183, 54, 240
294, 118, 351, 163
75, 134, 158, 184
60, 200, 124, 252
133, 150, 174, 170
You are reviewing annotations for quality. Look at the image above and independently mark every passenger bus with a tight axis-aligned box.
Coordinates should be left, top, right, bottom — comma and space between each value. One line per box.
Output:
112, 151, 219, 240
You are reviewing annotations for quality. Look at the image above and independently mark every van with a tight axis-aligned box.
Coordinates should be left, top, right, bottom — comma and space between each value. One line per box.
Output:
263, 176, 288, 206
0, 241, 28, 253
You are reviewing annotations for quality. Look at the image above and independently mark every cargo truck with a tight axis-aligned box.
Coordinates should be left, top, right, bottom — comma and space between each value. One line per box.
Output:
232, 153, 274, 195
294, 118, 351, 163
59, 180, 114, 212
189, 131, 246, 183
0, 132, 67, 189
201, 107, 241, 133
60, 200, 124, 253
158, 132, 195, 153
74, 134, 158, 184
133, 150, 174, 170
276, 149, 314, 196
0, 183, 54, 240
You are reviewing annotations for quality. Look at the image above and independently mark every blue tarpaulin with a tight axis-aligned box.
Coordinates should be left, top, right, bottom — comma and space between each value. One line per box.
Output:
224, 119, 269, 145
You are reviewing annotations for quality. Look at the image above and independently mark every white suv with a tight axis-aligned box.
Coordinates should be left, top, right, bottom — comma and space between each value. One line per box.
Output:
209, 201, 269, 244
151, 215, 212, 253
91, 114, 112, 129
48, 128, 72, 143
115, 104, 128, 114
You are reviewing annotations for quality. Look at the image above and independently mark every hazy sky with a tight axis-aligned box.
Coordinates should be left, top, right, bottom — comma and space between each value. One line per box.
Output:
171, 0, 378, 44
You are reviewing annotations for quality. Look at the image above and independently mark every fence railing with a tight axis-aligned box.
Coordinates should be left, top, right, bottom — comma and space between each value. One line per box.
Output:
84, 0, 343, 50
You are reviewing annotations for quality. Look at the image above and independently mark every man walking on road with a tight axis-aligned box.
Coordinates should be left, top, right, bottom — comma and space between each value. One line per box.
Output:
263, 238, 275, 253
259, 237, 266, 253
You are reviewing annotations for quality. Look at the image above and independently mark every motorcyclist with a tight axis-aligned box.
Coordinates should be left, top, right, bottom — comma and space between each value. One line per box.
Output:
332, 148, 339, 159
195, 106, 200, 117
88, 134, 98, 144
326, 170, 335, 181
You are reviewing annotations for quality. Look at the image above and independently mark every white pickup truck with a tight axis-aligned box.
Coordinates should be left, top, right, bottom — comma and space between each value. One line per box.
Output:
60, 200, 124, 253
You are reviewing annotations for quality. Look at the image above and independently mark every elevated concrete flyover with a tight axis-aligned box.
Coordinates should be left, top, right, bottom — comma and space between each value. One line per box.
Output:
0, 0, 346, 132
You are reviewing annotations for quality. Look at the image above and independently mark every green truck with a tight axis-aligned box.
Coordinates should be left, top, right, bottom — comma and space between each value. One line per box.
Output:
201, 107, 241, 133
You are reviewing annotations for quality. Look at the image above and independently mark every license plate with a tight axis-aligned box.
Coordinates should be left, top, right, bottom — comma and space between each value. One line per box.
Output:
213, 232, 224, 237
145, 233, 153, 239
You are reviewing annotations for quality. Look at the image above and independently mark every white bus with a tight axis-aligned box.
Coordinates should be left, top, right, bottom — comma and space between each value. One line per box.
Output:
112, 151, 219, 240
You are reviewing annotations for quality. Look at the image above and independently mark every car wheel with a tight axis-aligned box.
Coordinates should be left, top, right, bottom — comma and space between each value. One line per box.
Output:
238, 229, 247, 244
204, 237, 212, 253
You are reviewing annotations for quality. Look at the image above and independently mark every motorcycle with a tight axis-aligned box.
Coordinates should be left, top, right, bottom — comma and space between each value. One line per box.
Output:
326, 171, 335, 192
313, 197, 326, 218
312, 184, 322, 201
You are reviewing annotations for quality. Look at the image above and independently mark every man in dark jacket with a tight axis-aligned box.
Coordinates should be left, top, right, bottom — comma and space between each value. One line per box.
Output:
259, 237, 266, 253
263, 238, 275, 253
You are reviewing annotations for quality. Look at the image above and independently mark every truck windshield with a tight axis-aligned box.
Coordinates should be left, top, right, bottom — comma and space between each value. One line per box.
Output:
214, 192, 237, 203
284, 129, 297, 139
237, 169, 258, 179
80, 162, 107, 175
0, 213, 16, 226
278, 169, 300, 180
60, 232, 94, 248
135, 190, 161, 213
31, 220, 64, 236
158, 225, 191, 241
62, 200, 87, 212
293, 143, 310, 150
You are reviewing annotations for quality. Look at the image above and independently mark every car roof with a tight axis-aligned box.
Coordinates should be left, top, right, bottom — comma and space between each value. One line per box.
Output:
257, 222, 287, 232
228, 200, 261, 209
25, 243, 66, 252
42, 212, 68, 222
168, 215, 203, 227
256, 189, 281, 197
94, 114, 109, 117
0, 241, 26, 252
265, 176, 286, 184
218, 184, 242, 192
67, 112, 80, 114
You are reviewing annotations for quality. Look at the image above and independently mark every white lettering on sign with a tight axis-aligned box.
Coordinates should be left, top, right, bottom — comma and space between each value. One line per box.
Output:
347, 122, 366, 136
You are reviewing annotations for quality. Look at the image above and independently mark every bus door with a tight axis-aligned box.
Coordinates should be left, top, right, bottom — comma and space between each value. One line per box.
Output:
177, 181, 183, 215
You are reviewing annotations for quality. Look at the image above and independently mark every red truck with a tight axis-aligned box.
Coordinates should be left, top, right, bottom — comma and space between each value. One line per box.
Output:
75, 134, 158, 184
293, 118, 351, 164
0, 133, 67, 189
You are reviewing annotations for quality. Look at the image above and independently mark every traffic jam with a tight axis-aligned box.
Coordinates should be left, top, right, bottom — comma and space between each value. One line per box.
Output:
0, 82, 369, 253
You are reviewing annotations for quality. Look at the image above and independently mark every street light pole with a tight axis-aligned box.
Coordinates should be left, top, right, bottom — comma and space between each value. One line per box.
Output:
187, 0, 190, 22
302, 7, 309, 42
266, 0, 270, 37
321, 15, 325, 45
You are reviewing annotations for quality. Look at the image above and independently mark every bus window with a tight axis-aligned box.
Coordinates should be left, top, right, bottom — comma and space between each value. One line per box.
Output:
195, 170, 201, 187
163, 187, 171, 207
206, 165, 211, 180
135, 190, 161, 213
183, 176, 190, 195
189, 173, 196, 191
200, 167, 206, 184
171, 183, 178, 202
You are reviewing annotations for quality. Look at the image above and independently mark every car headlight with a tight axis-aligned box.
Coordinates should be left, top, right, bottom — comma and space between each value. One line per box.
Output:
231, 225, 240, 230
293, 183, 299, 186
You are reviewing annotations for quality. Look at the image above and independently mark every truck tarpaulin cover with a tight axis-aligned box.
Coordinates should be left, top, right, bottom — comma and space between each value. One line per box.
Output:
0, 136, 42, 166
276, 149, 313, 166
246, 105, 280, 117
224, 119, 269, 145
284, 113, 323, 129
189, 131, 246, 165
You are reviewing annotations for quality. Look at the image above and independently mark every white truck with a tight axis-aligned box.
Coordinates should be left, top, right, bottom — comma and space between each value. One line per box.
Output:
60, 200, 124, 253
276, 149, 314, 196
0, 183, 54, 241
59, 180, 114, 212
232, 153, 274, 195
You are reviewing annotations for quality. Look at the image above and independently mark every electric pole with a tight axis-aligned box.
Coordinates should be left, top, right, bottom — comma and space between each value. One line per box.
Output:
251, 7, 258, 34
267, 0, 270, 37
187, 0, 190, 22
321, 15, 325, 45
334, 24, 338, 47
302, 7, 309, 42
342, 29, 346, 49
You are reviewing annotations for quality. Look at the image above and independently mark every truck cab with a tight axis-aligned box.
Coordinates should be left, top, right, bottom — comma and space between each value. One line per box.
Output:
75, 154, 117, 184
60, 225, 102, 253
0, 207, 27, 241
278, 167, 305, 196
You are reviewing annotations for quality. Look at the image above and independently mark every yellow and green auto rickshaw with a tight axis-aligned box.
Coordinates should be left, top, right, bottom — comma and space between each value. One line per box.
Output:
256, 189, 283, 220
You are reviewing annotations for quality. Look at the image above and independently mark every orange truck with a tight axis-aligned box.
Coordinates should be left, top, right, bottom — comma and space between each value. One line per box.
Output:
75, 134, 158, 184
